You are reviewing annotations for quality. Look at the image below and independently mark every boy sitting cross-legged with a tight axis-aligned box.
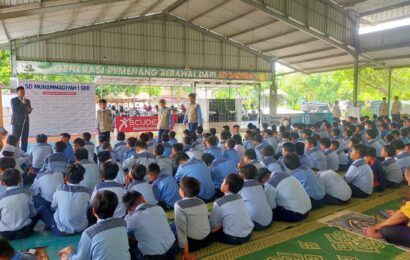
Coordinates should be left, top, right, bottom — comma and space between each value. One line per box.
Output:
174, 177, 212, 257
58, 190, 130, 259
0, 169, 38, 240
238, 164, 273, 231
38, 163, 91, 236
125, 164, 158, 205
91, 161, 126, 218
148, 163, 180, 210
210, 174, 254, 245
123, 191, 177, 259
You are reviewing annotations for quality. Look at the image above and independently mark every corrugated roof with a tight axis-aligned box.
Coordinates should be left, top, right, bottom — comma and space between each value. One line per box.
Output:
0, 0, 409, 74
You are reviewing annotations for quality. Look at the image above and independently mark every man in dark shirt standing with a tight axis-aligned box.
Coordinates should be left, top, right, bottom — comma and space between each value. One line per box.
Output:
11, 86, 32, 152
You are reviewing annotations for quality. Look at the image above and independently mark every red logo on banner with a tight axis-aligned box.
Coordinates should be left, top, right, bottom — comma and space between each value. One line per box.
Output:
116, 116, 158, 132
115, 115, 178, 132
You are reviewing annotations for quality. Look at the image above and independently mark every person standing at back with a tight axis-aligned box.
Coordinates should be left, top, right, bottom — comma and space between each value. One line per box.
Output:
97, 99, 113, 143
183, 93, 203, 134
379, 97, 388, 117
11, 86, 32, 152
332, 101, 342, 121
157, 99, 173, 143
391, 96, 402, 122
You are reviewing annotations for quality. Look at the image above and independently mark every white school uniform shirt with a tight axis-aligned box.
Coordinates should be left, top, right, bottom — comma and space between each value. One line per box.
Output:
383, 157, 404, 184
396, 151, 410, 173
174, 197, 211, 248
113, 141, 128, 162
68, 218, 130, 260
209, 193, 254, 238
52, 183, 91, 234
125, 204, 175, 256
79, 160, 101, 191
264, 172, 312, 214
122, 150, 157, 170
186, 147, 203, 160
239, 179, 273, 227
29, 143, 53, 169
336, 149, 349, 166
127, 180, 158, 205
345, 159, 373, 195
324, 149, 339, 171
234, 144, 245, 160
156, 155, 173, 175
91, 180, 126, 218
30, 170, 64, 202
0, 186, 35, 232
317, 170, 351, 202
84, 141, 95, 162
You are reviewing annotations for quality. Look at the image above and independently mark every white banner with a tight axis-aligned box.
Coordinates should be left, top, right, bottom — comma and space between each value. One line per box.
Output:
18, 80, 96, 136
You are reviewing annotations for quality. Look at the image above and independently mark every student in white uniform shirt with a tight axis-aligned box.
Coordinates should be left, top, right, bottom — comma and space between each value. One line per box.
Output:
113, 132, 128, 162
232, 135, 245, 160
259, 146, 282, 173
82, 132, 96, 163
29, 134, 53, 173
173, 177, 211, 257
31, 143, 66, 210
153, 144, 173, 175
184, 135, 203, 160
344, 144, 374, 198
58, 191, 130, 260
239, 149, 263, 170
38, 163, 91, 236
317, 170, 352, 205
381, 145, 404, 188
90, 161, 126, 218
125, 164, 158, 205
256, 168, 312, 222
0, 158, 16, 196
0, 169, 38, 240
330, 140, 349, 171
97, 151, 126, 185
123, 141, 157, 172
238, 164, 273, 230
320, 138, 339, 171
210, 174, 254, 245
391, 139, 410, 173
123, 191, 178, 259
76, 148, 101, 191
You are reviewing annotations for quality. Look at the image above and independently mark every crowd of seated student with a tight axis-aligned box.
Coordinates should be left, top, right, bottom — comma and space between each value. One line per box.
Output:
0, 115, 410, 259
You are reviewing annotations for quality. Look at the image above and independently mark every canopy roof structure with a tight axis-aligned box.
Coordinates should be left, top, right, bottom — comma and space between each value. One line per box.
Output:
0, 0, 409, 75
333, 0, 410, 26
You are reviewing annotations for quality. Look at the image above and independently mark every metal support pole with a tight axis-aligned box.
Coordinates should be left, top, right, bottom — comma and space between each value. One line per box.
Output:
353, 15, 360, 108
0, 82, 3, 127
353, 50, 359, 107
269, 60, 277, 116
258, 83, 261, 126
387, 69, 392, 116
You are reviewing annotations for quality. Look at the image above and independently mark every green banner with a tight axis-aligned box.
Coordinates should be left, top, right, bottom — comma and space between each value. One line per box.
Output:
16, 61, 272, 81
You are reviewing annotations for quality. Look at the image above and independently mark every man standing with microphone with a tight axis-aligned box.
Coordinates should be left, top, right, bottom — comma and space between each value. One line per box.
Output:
11, 86, 32, 152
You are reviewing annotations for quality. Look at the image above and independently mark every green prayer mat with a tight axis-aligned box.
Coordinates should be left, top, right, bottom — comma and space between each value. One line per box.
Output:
239, 226, 409, 260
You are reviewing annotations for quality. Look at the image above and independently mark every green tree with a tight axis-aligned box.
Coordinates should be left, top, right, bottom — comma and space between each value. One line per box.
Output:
0, 50, 11, 86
